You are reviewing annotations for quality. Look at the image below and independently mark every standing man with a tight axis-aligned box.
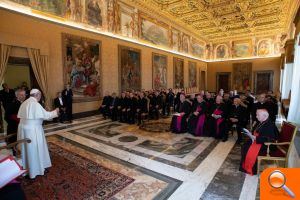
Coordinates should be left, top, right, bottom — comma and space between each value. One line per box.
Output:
0, 83, 15, 123
17, 89, 59, 179
6, 89, 26, 155
54, 92, 66, 123
62, 85, 73, 122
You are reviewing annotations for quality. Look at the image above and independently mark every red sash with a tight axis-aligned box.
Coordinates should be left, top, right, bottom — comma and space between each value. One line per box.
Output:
195, 110, 205, 137
176, 114, 183, 132
213, 109, 224, 136
242, 131, 262, 175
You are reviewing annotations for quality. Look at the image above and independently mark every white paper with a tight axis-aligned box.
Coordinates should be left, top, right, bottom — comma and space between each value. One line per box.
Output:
0, 158, 26, 188
173, 113, 181, 116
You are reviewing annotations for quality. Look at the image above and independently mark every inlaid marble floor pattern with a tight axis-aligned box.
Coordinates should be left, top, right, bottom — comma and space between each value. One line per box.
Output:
44, 116, 259, 200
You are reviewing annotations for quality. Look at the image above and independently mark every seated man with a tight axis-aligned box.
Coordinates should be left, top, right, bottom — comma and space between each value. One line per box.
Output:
208, 95, 228, 141
99, 91, 112, 119
149, 91, 162, 120
187, 94, 207, 136
109, 92, 119, 121
137, 92, 148, 125
228, 98, 247, 143
170, 93, 191, 133
126, 92, 137, 124
240, 109, 279, 175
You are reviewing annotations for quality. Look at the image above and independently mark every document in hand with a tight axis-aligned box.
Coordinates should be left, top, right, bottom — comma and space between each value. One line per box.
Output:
173, 113, 181, 116
242, 128, 253, 138
0, 155, 26, 188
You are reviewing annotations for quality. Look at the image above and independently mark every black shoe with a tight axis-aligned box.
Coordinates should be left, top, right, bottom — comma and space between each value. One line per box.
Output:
44, 168, 49, 174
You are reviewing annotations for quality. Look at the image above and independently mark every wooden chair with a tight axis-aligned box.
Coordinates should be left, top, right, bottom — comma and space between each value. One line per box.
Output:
257, 121, 298, 174
0, 133, 31, 156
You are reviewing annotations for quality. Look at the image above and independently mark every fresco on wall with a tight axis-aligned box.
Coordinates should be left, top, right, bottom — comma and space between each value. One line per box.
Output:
172, 29, 180, 51
120, 11, 133, 37
152, 53, 167, 90
216, 44, 228, 59
86, 0, 102, 27
258, 39, 272, 56
191, 41, 205, 59
233, 40, 252, 58
188, 62, 197, 87
182, 34, 189, 53
174, 57, 184, 88
119, 46, 141, 91
141, 18, 169, 47
62, 33, 101, 102
232, 62, 252, 91
10, 0, 67, 16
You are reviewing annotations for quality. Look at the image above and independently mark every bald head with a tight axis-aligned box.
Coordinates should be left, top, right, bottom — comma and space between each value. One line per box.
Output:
256, 109, 269, 122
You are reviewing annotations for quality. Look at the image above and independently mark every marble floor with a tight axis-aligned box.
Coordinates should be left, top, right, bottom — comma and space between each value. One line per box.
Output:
41, 115, 259, 200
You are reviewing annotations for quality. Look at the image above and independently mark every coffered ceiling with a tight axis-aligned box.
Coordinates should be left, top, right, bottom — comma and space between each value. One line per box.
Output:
130, 0, 299, 43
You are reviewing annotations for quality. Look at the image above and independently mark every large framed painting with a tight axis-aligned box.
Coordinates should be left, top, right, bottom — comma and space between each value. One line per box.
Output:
232, 62, 252, 91
62, 33, 101, 103
173, 57, 184, 88
118, 45, 141, 92
232, 40, 253, 58
254, 71, 274, 94
140, 13, 169, 47
152, 53, 167, 90
188, 61, 197, 87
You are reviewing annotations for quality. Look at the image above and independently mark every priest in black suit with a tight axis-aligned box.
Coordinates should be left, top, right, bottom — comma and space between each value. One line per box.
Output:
99, 91, 112, 119
62, 85, 73, 122
54, 92, 66, 123
137, 92, 148, 125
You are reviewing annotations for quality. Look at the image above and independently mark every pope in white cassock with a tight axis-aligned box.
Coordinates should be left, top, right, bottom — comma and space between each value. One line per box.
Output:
17, 89, 59, 179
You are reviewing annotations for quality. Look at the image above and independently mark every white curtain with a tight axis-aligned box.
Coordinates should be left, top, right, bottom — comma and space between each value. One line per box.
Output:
287, 33, 300, 123
281, 63, 294, 99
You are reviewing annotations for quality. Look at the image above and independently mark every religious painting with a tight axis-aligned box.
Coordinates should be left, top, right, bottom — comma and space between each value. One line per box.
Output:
232, 63, 252, 91
216, 44, 228, 59
191, 39, 205, 59
171, 29, 180, 51
140, 14, 169, 47
188, 62, 197, 87
182, 34, 190, 53
118, 45, 141, 92
257, 39, 272, 56
173, 57, 184, 88
232, 40, 252, 58
62, 33, 101, 103
254, 71, 274, 94
152, 53, 167, 90
85, 0, 103, 27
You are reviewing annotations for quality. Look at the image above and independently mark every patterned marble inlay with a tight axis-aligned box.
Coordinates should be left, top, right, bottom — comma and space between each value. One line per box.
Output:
48, 136, 182, 200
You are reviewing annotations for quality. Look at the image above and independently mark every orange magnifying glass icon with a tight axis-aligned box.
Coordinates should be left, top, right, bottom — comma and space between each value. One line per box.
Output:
268, 170, 296, 198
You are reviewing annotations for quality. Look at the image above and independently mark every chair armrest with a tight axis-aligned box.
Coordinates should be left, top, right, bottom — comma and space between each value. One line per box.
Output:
264, 142, 290, 146
0, 133, 17, 141
0, 138, 31, 151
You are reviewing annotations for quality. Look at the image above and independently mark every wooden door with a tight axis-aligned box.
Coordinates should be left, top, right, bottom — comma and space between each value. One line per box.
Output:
216, 73, 231, 92
254, 71, 274, 94
199, 71, 206, 90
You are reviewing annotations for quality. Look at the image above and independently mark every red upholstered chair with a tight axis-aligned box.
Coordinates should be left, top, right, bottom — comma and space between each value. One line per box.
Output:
257, 121, 298, 174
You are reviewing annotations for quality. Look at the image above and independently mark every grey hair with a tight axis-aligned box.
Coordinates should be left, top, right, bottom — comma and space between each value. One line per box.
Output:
257, 109, 269, 118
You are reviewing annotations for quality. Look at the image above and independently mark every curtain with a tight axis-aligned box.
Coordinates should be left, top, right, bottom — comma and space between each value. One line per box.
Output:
27, 48, 51, 109
287, 33, 300, 123
0, 44, 11, 83
281, 63, 293, 99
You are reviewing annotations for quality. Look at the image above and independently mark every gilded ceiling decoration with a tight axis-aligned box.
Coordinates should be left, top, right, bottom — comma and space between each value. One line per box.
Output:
131, 0, 299, 43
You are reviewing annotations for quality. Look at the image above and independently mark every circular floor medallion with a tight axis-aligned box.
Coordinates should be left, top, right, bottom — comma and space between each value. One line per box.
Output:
118, 136, 138, 142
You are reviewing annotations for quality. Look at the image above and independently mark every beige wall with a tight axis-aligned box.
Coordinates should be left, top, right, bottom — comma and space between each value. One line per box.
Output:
0, 9, 207, 113
207, 57, 281, 93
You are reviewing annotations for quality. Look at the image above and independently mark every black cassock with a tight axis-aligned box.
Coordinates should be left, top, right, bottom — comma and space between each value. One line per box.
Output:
99, 95, 112, 118
240, 119, 278, 175
187, 101, 207, 136
62, 89, 73, 121
149, 95, 162, 119
137, 97, 148, 124
208, 103, 228, 139
170, 100, 191, 133
126, 97, 138, 124
228, 105, 247, 142
109, 97, 119, 121
117, 97, 128, 122
5, 99, 22, 155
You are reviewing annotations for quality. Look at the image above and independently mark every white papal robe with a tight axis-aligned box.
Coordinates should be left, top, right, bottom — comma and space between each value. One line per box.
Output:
17, 97, 58, 178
